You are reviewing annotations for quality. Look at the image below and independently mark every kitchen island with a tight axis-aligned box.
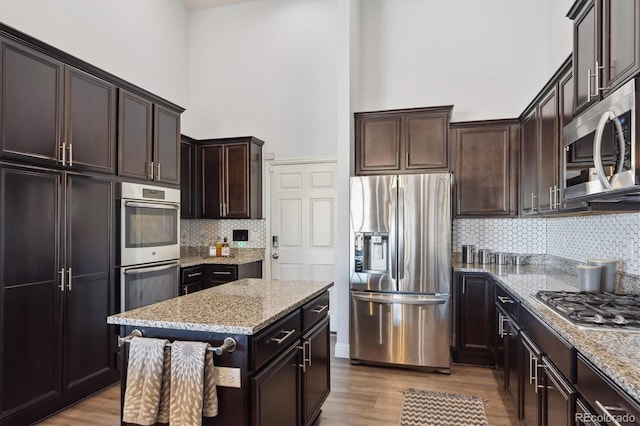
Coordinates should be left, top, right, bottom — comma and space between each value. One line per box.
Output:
108, 278, 333, 426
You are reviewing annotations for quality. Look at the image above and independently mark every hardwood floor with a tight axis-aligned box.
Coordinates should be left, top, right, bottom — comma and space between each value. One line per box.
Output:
39, 338, 518, 426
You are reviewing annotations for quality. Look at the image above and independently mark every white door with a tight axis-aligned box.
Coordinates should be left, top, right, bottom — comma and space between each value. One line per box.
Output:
269, 160, 337, 331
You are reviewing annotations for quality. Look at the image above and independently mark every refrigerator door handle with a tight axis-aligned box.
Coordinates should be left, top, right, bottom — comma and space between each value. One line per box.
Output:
352, 293, 448, 305
389, 182, 398, 281
397, 185, 405, 280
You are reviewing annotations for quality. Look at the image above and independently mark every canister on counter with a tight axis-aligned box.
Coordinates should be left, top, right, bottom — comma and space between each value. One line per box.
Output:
462, 245, 476, 264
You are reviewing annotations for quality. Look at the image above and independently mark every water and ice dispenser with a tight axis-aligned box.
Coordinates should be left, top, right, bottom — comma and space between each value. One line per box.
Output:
353, 232, 389, 273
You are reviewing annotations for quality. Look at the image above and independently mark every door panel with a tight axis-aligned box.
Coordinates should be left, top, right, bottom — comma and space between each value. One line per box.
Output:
153, 105, 180, 185
399, 174, 451, 294
200, 145, 223, 218
118, 90, 153, 180
356, 116, 401, 172
64, 175, 113, 391
224, 143, 249, 217
271, 162, 337, 329
350, 292, 451, 368
538, 88, 558, 213
0, 166, 62, 415
404, 113, 447, 169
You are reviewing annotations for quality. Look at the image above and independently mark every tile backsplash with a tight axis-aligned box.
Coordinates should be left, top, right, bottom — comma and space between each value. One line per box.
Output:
453, 212, 640, 276
181, 219, 266, 249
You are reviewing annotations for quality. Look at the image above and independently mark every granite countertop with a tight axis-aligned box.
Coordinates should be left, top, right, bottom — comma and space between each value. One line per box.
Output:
454, 262, 640, 404
107, 278, 333, 335
180, 252, 264, 267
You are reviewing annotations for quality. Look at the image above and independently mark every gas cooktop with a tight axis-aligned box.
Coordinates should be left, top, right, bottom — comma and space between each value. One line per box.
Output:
535, 290, 640, 331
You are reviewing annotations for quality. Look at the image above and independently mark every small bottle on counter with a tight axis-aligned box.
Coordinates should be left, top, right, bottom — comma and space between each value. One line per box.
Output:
215, 236, 223, 257
209, 237, 217, 257
221, 238, 231, 257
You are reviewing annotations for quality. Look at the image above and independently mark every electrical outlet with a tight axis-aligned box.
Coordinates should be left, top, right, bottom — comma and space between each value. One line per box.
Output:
214, 366, 241, 388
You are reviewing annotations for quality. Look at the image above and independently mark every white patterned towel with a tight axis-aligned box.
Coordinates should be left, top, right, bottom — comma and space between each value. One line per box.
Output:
168, 341, 218, 426
122, 337, 169, 425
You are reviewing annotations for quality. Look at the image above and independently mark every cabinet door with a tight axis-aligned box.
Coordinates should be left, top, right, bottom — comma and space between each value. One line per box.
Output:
542, 362, 575, 426
454, 123, 517, 217
355, 115, 401, 174
64, 67, 116, 173
0, 38, 64, 164
251, 343, 301, 426
180, 140, 194, 218
201, 145, 223, 218
573, 0, 599, 114
302, 317, 330, 426
537, 88, 559, 213
495, 310, 507, 381
118, 90, 153, 181
403, 112, 448, 170
506, 320, 521, 416
0, 166, 63, 418
559, 69, 574, 131
63, 175, 114, 393
521, 112, 538, 215
602, 0, 640, 91
454, 275, 495, 365
154, 105, 180, 185
224, 143, 250, 218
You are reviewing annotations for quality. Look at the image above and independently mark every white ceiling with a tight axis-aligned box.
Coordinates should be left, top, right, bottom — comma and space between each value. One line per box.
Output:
182, 0, 257, 11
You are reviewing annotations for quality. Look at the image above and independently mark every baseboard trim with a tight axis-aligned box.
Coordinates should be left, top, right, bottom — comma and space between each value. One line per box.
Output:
334, 342, 350, 359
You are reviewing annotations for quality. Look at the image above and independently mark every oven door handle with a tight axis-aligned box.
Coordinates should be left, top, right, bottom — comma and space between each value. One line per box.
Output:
124, 262, 179, 275
125, 201, 180, 210
593, 110, 626, 189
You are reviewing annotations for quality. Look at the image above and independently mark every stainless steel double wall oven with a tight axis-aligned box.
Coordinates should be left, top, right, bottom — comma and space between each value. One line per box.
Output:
119, 182, 180, 311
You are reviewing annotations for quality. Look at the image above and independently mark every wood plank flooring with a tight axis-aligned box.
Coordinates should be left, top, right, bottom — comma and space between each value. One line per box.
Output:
39, 337, 518, 425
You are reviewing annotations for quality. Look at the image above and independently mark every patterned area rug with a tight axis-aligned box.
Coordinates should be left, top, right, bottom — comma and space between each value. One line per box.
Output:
400, 389, 489, 426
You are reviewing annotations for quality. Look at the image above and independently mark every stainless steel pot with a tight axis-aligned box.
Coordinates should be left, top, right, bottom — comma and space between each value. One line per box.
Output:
511, 254, 530, 266
462, 245, 476, 264
494, 252, 510, 265
478, 249, 492, 264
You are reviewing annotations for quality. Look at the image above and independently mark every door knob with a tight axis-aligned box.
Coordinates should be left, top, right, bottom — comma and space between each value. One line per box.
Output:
272, 253, 279, 259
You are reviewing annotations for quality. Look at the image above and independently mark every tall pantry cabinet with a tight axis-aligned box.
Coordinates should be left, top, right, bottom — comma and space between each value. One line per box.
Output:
0, 24, 183, 424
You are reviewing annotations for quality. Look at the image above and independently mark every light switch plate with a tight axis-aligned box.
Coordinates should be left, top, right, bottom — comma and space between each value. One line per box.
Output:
214, 366, 241, 388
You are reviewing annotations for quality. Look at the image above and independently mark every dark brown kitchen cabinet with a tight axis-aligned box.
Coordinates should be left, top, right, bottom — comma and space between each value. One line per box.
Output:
0, 164, 117, 425
569, 0, 640, 115
354, 106, 452, 175
451, 119, 520, 217
203, 262, 262, 289
453, 274, 495, 366
180, 136, 196, 219
180, 265, 203, 295
301, 314, 330, 425
118, 90, 181, 185
1, 37, 116, 173
200, 137, 263, 219
520, 58, 571, 216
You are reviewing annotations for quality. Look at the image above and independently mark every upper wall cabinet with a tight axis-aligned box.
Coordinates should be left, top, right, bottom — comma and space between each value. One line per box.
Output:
118, 90, 180, 185
180, 135, 196, 219
451, 119, 520, 218
0, 37, 116, 174
569, 0, 640, 115
198, 136, 263, 219
354, 106, 452, 175
520, 59, 571, 216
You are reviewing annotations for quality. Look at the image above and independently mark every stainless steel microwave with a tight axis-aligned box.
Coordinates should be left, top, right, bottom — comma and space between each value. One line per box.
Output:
563, 78, 638, 202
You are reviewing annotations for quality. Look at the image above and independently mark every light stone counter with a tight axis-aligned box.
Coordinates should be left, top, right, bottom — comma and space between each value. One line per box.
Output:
107, 279, 333, 335
454, 263, 640, 404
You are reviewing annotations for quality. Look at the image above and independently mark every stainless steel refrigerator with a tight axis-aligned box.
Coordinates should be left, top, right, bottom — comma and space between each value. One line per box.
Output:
349, 173, 451, 372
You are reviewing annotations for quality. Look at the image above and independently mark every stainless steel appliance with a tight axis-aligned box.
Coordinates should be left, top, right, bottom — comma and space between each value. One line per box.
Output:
120, 182, 180, 266
119, 182, 181, 311
349, 173, 451, 371
563, 78, 639, 202
535, 290, 640, 331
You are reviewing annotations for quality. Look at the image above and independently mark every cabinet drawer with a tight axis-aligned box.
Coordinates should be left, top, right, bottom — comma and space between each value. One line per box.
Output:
204, 264, 237, 287
181, 266, 203, 284
495, 283, 519, 319
253, 310, 301, 372
302, 292, 329, 333
520, 305, 575, 382
576, 353, 640, 424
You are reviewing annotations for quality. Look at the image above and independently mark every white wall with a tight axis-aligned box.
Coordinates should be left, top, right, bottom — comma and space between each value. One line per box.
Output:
184, 0, 339, 160
0, 0, 190, 107
547, 0, 574, 75
355, 0, 567, 121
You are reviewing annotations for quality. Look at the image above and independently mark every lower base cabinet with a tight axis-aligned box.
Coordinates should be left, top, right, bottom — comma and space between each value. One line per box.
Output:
302, 317, 330, 426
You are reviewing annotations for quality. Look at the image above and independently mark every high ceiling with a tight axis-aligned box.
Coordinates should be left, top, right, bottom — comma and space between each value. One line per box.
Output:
182, 0, 257, 11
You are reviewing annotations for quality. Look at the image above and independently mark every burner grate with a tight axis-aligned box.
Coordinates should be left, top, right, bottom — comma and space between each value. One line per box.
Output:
535, 290, 640, 331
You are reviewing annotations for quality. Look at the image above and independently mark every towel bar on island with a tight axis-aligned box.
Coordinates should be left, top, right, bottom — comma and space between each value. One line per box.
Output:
118, 329, 237, 355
